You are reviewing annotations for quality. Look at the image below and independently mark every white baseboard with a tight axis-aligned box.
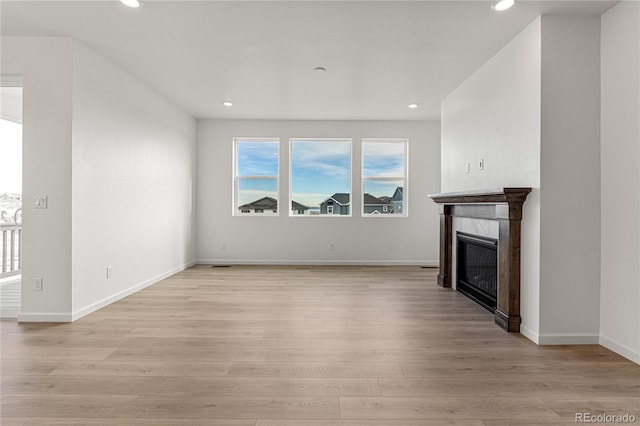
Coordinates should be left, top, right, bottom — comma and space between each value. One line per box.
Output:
18, 312, 73, 322
1, 307, 20, 320
537, 333, 600, 345
599, 335, 640, 364
70, 260, 196, 322
197, 259, 438, 267
519, 327, 602, 346
18, 261, 196, 323
519, 325, 540, 344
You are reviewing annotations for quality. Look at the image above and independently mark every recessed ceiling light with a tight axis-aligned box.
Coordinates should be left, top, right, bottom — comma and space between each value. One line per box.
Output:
120, 0, 142, 8
408, 103, 419, 109
492, 0, 515, 11
223, 101, 233, 107
314, 66, 327, 72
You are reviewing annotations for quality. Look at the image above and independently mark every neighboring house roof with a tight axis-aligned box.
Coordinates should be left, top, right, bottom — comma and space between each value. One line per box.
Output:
378, 196, 391, 204
363, 193, 387, 205
322, 193, 350, 205
392, 187, 403, 200
291, 201, 308, 210
239, 196, 277, 210
239, 197, 308, 211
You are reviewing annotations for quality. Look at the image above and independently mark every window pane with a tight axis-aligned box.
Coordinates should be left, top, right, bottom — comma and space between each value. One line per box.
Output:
363, 179, 404, 215
236, 140, 279, 176
291, 139, 351, 216
363, 142, 405, 177
237, 178, 278, 215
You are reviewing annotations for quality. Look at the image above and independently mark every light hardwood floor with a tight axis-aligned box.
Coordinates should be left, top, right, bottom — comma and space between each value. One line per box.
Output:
1, 265, 638, 425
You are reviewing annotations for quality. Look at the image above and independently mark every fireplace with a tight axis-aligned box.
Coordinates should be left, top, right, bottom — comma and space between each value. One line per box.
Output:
456, 232, 498, 313
428, 188, 531, 332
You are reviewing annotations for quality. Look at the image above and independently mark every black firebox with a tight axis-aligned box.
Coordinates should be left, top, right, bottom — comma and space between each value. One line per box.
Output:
456, 232, 498, 313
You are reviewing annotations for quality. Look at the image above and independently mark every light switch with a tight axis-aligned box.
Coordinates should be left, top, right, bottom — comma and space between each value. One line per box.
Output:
34, 196, 48, 209
465, 162, 470, 174
479, 159, 485, 171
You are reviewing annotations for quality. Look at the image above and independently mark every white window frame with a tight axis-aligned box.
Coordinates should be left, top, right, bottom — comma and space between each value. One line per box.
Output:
289, 138, 353, 217
233, 138, 280, 217
361, 138, 408, 218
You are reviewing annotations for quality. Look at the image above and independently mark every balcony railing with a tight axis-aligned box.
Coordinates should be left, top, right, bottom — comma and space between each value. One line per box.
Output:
1, 225, 22, 279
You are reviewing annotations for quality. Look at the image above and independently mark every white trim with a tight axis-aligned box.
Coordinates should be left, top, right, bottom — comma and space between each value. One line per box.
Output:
70, 261, 196, 321
233, 138, 280, 217
289, 137, 353, 217
519, 325, 540, 344
17, 261, 196, 323
599, 335, 640, 364
18, 312, 74, 322
537, 332, 600, 345
361, 138, 408, 217
197, 259, 438, 267
0, 75, 23, 87
0, 307, 19, 320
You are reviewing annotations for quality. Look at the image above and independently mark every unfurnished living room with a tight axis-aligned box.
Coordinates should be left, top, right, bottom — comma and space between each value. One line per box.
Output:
0, 0, 639, 424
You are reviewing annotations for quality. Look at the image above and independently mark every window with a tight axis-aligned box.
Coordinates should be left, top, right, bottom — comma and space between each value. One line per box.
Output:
234, 138, 279, 216
362, 139, 407, 216
290, 139, 351, 216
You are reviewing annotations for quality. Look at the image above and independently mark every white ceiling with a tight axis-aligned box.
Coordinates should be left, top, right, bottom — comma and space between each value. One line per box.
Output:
1, 0, 616, 120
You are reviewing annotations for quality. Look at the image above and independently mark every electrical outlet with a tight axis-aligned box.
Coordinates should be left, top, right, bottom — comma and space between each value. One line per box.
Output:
221, 242, 228, 250
106, 266, 113, 279
329, 242, 335, 251
33, 277, 43, 291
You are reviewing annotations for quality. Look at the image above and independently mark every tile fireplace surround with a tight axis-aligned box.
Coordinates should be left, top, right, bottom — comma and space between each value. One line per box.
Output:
429, 188, 532, 332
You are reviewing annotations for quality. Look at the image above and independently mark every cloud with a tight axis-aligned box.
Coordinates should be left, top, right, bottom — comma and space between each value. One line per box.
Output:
291, 140, 351, 179
363, 141, 405, 177
237, 140, 279, 176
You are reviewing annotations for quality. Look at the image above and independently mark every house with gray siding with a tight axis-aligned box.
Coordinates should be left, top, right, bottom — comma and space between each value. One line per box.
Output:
320, 193, 350, 215
363, 193, 392, 214
392, 187, 403, 214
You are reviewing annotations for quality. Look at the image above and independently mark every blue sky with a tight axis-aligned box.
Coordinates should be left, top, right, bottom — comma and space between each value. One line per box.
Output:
291, 140, 351, 207
363, 142, 405, 177
236, 140, 279, 176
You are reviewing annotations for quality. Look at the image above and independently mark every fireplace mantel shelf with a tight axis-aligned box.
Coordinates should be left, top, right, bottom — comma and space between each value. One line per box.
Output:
429, 187, 532, 205
428, 187, 532, 333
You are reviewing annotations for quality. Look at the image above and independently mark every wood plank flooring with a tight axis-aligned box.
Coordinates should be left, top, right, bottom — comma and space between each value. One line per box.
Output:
0, 276, 21, 319
1, 265, 638, 425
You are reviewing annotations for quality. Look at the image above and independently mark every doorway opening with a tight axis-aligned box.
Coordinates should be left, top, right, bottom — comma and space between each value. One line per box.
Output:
1, 84, 23, 319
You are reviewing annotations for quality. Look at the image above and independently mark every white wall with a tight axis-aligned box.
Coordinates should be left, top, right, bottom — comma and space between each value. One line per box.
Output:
441, 19, 542, 339
71, 41, 197, 318
600, 1, 640, 363
539, 16, 601, 343
442, 15, 603, 345
197, 120, 440, 265
2, 37, 74, 321
1, 37, 197, 321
